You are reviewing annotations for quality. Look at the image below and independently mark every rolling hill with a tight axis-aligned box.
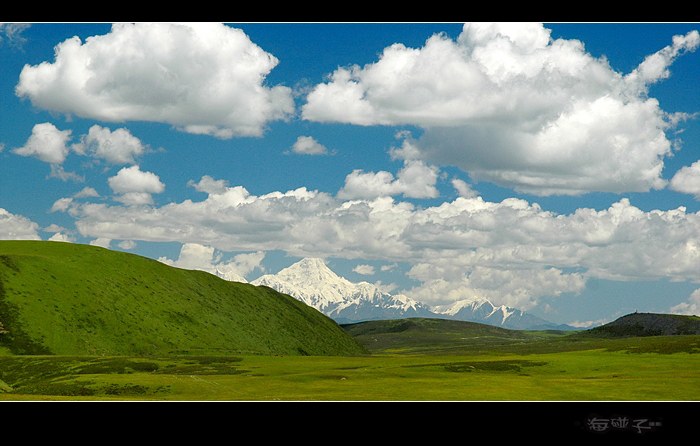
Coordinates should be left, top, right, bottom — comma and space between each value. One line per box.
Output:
582, 312, 700, 337
342, 313, 700, 355
0, 240, 368, 357
340, 317, 555, 354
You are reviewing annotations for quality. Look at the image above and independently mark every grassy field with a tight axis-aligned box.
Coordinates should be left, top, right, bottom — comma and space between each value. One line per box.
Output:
1, 333, 698, 401
0, 241, 698, 404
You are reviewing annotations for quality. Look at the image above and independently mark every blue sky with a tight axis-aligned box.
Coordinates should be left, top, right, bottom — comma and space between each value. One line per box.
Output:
2, 22, 700, 327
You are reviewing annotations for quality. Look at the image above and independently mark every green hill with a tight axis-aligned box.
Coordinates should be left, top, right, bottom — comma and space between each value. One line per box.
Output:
0, 240, 368, 357
582, 312, 700, 338
342, 315, 700, 356
340, 317, 559, 354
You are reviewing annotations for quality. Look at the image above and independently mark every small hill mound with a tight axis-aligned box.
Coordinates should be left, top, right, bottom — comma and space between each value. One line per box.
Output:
0, 241, 368, 356
341, 317, 535, 353
585, 312, 700, 337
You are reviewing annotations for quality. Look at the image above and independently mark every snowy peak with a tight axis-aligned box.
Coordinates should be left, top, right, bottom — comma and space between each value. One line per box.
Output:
251, 258, 433, 320
252, 258, 356, 307
252, 257, 570, 329
275, 258, 344, 285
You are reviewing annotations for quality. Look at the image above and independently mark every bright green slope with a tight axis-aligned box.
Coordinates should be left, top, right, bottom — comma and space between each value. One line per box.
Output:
0, 240, 368, 357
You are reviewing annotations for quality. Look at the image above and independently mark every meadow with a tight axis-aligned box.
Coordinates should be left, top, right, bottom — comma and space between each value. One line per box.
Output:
1, 333, 698, 401
1, 241, 698, 405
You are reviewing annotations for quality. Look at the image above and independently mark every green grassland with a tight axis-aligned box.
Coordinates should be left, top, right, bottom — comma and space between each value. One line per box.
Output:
1, 240, 699, 401
0, 240, 367, 357
1, 336, 699, 400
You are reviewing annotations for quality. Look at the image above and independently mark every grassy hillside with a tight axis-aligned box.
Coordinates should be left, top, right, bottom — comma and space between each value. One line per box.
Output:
341, 316, 700, 356
341, 317, 570, 354
0, 240, 367, 357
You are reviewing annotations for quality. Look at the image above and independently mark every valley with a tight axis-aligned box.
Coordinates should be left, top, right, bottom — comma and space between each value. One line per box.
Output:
1, 240, 699, 405
1, 332, 699, 402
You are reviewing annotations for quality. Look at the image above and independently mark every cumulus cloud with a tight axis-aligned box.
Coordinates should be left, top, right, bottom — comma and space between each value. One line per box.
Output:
72, 125, 147, 164
11, 123, 153, 183
407, 267, 587, 312
74, 187, 100, 198
118, 239, 137, 250
89, 237, 112, 249
0, 208, 41, 240
107, 165, 165, 205
451, 178, 478, 198
187, 175, 230, 195
159, 242, 265, 282
13, 122, 73, 164
50, 173, 700, 310
289, 136, 331, 155
670, 160, 700, 199
303, 23, 700, 195
15, 23, 294, 138
48, 232, 74, 243
337, 160, 440, 200
50, 197, 74, 213
670, 288, 700, 315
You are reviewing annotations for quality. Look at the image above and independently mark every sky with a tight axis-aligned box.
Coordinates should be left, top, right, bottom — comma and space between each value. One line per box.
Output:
2, 22, 700, 328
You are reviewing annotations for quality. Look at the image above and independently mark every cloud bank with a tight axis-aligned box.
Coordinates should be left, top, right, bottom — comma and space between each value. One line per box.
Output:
303, 23, 700, 196
49, 174, 700, 309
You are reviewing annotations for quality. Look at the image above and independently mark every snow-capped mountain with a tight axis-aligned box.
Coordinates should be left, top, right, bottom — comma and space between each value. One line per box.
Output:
251, 258, 435, 323
251, 258, 573, 330
433, 298, 567, 330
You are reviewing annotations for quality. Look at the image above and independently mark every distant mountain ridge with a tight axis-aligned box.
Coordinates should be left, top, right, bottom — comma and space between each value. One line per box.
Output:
252, 258, 574, 330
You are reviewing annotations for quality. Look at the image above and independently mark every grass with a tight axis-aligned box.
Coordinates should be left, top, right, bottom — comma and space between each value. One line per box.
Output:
1, 241, 698, 402
0, 240, 367, 357
1, 334, 699, 401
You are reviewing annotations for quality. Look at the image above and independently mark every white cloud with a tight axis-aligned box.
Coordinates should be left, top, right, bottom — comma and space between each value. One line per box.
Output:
337, 160, 440, 200
159, 242, 264, 282
74, 187, 100, 198
12, 124, 150, 182
73, 125, 147, 164
55, 172, 700, 311
670, 160, 700, 199
13, 122, 73, 164
15, 23, 294, 138
89, 237, 112, 249
289, 136, 331, 155
118, 239, 137, 250
108, 165, 165, 205
188, 175, 230, 195
353, 264, 375, 275
0, 23, 29, 47
49, 164, 84, 182
0, 208, 41, 240
381, 263, 398, 272
303, 23, 700, 195
50, 197, 74, 213
48, 232, 74, 243
108, 165, 165, 194
451, 178, 478, 198
407, 267, 587, 311
670, 288, 700, 315
623, 29, 700, 94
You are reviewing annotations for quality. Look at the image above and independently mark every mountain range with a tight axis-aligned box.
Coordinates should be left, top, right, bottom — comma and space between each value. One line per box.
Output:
251, 258, 575, 330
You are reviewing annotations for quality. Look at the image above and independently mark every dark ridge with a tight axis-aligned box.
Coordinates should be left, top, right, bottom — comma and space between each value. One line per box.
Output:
585, 312, 700, 337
